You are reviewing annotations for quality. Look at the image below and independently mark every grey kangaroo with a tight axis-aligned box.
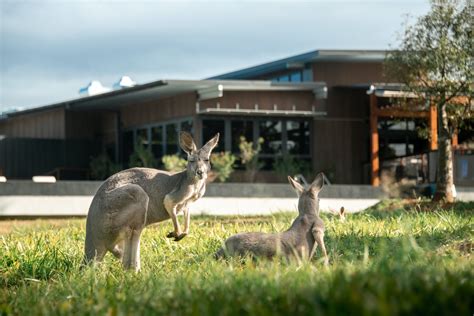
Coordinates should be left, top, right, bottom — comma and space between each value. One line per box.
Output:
84, 131, 219, 271
215, 173, 329, 264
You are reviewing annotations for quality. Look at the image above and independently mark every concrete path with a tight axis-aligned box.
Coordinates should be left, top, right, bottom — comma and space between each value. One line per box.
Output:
0, 195, 379, 217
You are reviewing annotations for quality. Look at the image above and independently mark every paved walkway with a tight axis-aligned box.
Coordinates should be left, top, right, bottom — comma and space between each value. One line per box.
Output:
0, 196, 380, 217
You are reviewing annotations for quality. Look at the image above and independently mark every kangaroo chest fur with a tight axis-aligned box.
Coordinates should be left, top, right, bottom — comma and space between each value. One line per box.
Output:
164, 178, 206, 215
174, 179, 206, 213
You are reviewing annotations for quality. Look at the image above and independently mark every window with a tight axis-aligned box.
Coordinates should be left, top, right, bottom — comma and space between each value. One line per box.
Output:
289, 72, 302, 82
202, 119, 225, 152
287, 120, 310, 155
125, 118, 194, 160
122, 130, 134, 165
259, 120, 283, 155
151, 126, 163, 158
269, 69, 311, 82
136, 128, 149, 148
181, 120, 193, 134
166, 123, 178, 154
231, 120, 253, 153
200, 117, 311, 170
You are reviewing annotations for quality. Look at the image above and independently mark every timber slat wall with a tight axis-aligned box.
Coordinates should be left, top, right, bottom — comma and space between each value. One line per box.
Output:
0, 138, 101, 179
0, 108, 66, 139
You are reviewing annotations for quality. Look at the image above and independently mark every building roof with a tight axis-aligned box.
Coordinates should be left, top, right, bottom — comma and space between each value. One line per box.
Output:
0, 79, 326, 119
208, 49, 387, 80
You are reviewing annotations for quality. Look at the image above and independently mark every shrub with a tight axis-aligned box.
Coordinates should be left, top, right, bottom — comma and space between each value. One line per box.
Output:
239, 136, 264, 182
273, 154, 311, 181
210, 152, 236, 182
129, 142, 157, 168
89, 152, 122, 180
162, 154, 187, 172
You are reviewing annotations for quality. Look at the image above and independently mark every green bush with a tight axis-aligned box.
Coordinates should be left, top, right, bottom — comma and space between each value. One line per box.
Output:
239, 136, 264, 182
210, 152, 236, 182
273, 154, 311, 181
89, 152, 122, 180
129, 142, 157, 168
162, 154, 187, 172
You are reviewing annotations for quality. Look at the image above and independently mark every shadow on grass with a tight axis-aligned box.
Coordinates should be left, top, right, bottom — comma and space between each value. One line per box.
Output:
361, 200, 474, 219
325, 224, 472, 264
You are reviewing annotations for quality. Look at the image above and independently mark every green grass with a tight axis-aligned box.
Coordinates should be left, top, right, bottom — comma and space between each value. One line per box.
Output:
1, 201, 473, 315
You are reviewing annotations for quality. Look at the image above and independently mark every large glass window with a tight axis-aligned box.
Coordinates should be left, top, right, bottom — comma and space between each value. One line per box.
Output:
203, 119, 225, 152
136, 128, 149, 148
231, 120, 253, 153
259, 120, 283, 155
287, 120, 310, 155
151, 126, 163, 159
165, 123, 178, 154
181, 120, 193, 134
379, 118, 427, 159
122, 130, 134, 165
290, 71, 302, 82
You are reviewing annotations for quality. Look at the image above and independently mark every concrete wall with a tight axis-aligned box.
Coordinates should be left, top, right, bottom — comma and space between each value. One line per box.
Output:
0, 181, 386, 198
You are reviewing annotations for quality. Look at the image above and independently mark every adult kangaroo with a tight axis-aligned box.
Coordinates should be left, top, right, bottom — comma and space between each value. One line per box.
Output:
215, 173, 329, 264
84, 132, 219, 271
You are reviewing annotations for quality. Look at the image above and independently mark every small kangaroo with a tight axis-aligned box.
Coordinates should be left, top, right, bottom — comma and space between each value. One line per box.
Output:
84, 131, 219, 271
329, 206, 346, 222
215, 173, 329, 264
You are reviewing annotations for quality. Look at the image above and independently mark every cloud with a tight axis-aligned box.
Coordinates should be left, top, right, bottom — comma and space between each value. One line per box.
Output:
0, 0, 430, 109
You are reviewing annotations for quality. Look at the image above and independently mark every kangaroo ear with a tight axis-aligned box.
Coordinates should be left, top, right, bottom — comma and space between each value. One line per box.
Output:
179, 131, 197, 155
288, 176, 304, 197
309, 172, 324, 195
201, 133, 219, 157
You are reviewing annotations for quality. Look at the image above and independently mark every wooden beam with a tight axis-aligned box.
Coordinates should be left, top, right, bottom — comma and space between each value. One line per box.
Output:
429, 103, 438, 150
375, 108, 430, 119
370, 94, 380, 186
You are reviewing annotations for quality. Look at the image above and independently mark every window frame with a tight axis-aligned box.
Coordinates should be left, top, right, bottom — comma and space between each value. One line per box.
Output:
124, 116, 194, 157
200, 115, 312, 160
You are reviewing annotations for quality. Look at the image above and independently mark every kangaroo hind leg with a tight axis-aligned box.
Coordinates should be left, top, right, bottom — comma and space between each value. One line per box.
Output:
106, 184, 149, 271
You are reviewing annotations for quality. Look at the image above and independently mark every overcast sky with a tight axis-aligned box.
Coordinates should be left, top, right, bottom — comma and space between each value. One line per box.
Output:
0, 0, 430, 111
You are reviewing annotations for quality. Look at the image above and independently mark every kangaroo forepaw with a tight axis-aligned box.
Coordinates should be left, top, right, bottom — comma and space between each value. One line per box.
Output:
166, 231, 178, 238
174, 233, 187, 241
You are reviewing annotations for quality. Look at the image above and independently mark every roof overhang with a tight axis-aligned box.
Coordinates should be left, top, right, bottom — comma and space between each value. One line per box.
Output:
366, 84, 418, 98
1, 79, 327, 119
209, 49, 387, 80
197, 81, 327, 101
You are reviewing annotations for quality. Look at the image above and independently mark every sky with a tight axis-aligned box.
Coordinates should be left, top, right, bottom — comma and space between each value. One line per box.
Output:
0, 0, 430, 112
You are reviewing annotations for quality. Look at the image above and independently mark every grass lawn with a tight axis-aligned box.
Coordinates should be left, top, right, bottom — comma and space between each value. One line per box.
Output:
1, 200, 473, 315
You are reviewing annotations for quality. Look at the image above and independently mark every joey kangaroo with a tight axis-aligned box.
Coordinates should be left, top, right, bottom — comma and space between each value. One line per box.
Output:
84, 131, 219, 271
215, 173, 329, 264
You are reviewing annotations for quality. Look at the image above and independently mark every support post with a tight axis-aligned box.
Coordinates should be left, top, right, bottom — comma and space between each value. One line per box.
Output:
429, 102, 438, 150
370, 94, 380, 186
452, 132, 458, 148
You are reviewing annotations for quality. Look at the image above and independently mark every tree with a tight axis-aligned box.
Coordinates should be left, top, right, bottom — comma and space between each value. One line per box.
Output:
385, 0, 473, 202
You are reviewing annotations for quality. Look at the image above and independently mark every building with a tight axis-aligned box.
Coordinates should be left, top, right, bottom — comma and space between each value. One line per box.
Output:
1, 49, 472, 184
